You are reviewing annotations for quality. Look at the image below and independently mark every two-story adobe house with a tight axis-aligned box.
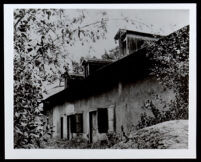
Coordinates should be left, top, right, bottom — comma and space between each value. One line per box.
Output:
43, 28, 178, 143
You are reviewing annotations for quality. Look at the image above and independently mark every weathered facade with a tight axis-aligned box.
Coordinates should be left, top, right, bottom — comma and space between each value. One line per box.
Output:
114, 29, 162, 56
43, 29, 175, 143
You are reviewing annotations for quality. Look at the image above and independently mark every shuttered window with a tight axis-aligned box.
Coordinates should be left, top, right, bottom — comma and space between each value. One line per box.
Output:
97, 108, 108, 133
70, 114, 83, 133
75, 113, 83, 133
70, 115, 76, 133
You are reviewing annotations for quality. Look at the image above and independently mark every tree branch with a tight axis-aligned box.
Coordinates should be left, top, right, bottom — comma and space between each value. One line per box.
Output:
14, 12, 26, 31
51, 19, 108, 44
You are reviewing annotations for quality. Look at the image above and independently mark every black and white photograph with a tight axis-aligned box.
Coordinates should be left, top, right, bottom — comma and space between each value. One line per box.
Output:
4, 3, 196, 159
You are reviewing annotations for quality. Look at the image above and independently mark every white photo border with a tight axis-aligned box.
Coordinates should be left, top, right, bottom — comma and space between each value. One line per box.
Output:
4, 3, 197, 159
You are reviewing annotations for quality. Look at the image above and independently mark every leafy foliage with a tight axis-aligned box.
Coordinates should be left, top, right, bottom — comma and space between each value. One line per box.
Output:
71, 60, 84, 74
14, 9, 109, 148
13, 9, 178, 148
101, 46, 120, 60
136, 99, 173, 130
136, 26, 189, 130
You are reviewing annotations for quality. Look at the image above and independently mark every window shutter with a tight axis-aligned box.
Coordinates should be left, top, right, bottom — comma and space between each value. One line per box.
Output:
108, 105, 115, 132
75, 113, 83, 133
70, 114, 83, 133
98, 108, 108, 133
70, 115, 76, 133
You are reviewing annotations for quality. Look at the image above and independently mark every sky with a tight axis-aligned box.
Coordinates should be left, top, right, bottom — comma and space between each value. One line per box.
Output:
14, 8, 189, 90
66, 9, 189, 61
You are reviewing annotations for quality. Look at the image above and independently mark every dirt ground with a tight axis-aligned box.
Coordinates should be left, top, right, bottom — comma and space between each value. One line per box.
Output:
42, 120, 188, 149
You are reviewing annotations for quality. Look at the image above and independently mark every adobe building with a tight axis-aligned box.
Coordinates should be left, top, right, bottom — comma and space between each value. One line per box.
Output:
43, 29, 178, 143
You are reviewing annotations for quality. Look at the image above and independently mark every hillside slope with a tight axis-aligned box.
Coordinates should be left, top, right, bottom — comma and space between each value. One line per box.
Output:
112, 120, 188, 149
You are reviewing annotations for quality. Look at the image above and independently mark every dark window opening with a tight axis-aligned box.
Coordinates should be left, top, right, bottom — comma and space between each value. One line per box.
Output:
75, 113, 83, 133
70, 113, 83, 133
70, 115, 76, 133
97, 108, 108, 133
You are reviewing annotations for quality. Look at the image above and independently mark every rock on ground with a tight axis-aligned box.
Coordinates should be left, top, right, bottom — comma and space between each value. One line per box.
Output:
112, 120, 188, 149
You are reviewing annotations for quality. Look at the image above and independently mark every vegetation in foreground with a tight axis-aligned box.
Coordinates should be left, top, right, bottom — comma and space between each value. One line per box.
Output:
42, 120, 188, 149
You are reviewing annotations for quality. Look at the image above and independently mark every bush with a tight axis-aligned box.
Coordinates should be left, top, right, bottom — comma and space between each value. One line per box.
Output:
136, 97, 188, 130
106, 132, 122, 147
136, 26, 189, 130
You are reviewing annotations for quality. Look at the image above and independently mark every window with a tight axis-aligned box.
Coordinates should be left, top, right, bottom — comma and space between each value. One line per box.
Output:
97, 108, 108, 133
70, 113, 83, 133
75, 113, 83, 133
70, 115, 76, 133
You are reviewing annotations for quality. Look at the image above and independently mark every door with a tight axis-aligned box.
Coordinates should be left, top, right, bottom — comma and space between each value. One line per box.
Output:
67, 116, 70, 140
89, 111, 97, 143
67, 115, 73, 140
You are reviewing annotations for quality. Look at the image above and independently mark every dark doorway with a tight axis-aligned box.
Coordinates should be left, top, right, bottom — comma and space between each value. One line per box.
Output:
89, 111, 97, 143
97, 108, 108, 133
67, 116, 70, 140
60, 117, 63, 139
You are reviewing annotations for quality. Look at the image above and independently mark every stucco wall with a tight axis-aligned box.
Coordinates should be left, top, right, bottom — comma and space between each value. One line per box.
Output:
51, 103, 74, 138
47, 76, 174, 141
74, 76, 174, 138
